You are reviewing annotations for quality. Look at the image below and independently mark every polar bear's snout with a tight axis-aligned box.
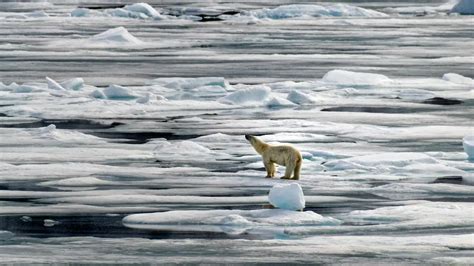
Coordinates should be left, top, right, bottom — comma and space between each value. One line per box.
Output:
245, 135, 252, 141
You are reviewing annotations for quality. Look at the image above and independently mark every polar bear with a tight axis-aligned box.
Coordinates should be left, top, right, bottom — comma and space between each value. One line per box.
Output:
245, 135, 302, 180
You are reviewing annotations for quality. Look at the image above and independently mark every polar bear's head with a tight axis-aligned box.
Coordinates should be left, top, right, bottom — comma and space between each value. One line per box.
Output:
245, 135, 267, 154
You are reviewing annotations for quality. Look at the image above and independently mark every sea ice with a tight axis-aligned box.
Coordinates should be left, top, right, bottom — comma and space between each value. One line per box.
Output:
268, 183, 305, 211
243, 4, 387, 20
150, 77, 229, 90
463, 136, 474, 159
347, 201, 474, 229
123, 209, 340, 234
102, 85, 138, 99
451, 0, 474, 14
322, 69, 393, 85
287, 90, 318, 105
153, 140, 227, 162
219, 85, 271, 105
442, 73, 474, 85
89, 27, 143, 45
46, 77, 66, 91
71, 3, 163, 20
59, 78, 84, 91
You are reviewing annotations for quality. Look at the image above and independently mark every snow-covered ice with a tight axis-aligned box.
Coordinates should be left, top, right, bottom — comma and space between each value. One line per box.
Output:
451, 0, 474, 14
464, 136, 474, 159
1, 0, 473, 264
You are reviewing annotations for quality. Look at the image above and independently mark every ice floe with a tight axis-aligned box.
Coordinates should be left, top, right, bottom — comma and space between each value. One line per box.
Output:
324, 152, 465, 178
322, 69, 393, 86
71, 3, 164, 20
268, 183, 305, 211
347, 201, 474, 230
442, 73, 474, 85
287, 90, 318, 105
89, 27, 143, 45
219, 85, 271, 106
464, 136, 474, 159
451, 0, 474, 14
242, 4, 387, 20
123, 209, 340, 234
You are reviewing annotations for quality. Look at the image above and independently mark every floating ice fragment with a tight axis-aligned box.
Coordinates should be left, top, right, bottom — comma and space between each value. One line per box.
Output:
322, 69, 392, 85
12, 85, 39, 93
103, 85, 138, 99
451, 0, 474, 14
90, 89, 106, 99
90, 27, 143, 45
124, 3, 161, 18
46, 77, 66, 91
70, 8, 95, 17
266, 96, 297, 108
72, 3, 162, 19
60, 78, 84, 91
219, 86, 271, 105
20, 216, 32, 222
0, 231, 14, 240
43, 219, 60, 227
244, 4, 387, 19
153, 140, 224, 162
442, 73, 474, 85
287, 90, 317, 105
123, 209, 340, 234
463, 136, 474, 159
268, 183, 305, 211
151, 77, 228, 90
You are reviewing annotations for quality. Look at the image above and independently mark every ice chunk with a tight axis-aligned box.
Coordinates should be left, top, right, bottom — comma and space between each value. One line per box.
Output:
287, 90, 317, 105
442, 73, 474, 85
89, 27, 143, 45
70, 8, 96, 17
451, 0, 474, 14
136, 92, 166, 104
268, 183, 305, 211
153, 140, 226, 162
103, 85, 138, 99
348, 201, 474, 229
12, 85, 40, 93
0, 231, 14, 240
151, 77, 228, 90
46, 76, 66, 91
59, 78, 84, 91
219, 86, 271, 105
43, 219, 59, 227
124, 3, 161, 18
322, 70, 392, 85
245, 4, 387, 19
266, 96, 297, 108
33, 124, 106, 144
71, 3, 162, 19
90, 89, 106, 99
464, 136, 474, 159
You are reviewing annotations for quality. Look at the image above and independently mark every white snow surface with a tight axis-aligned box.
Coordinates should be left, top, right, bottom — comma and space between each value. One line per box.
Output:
123, 209, 340, 234
322, 69, 393, 85
89, 27, 143, 45
71, 3, 164, 20
268, 183, 305, 211
243, 4, 387, 19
